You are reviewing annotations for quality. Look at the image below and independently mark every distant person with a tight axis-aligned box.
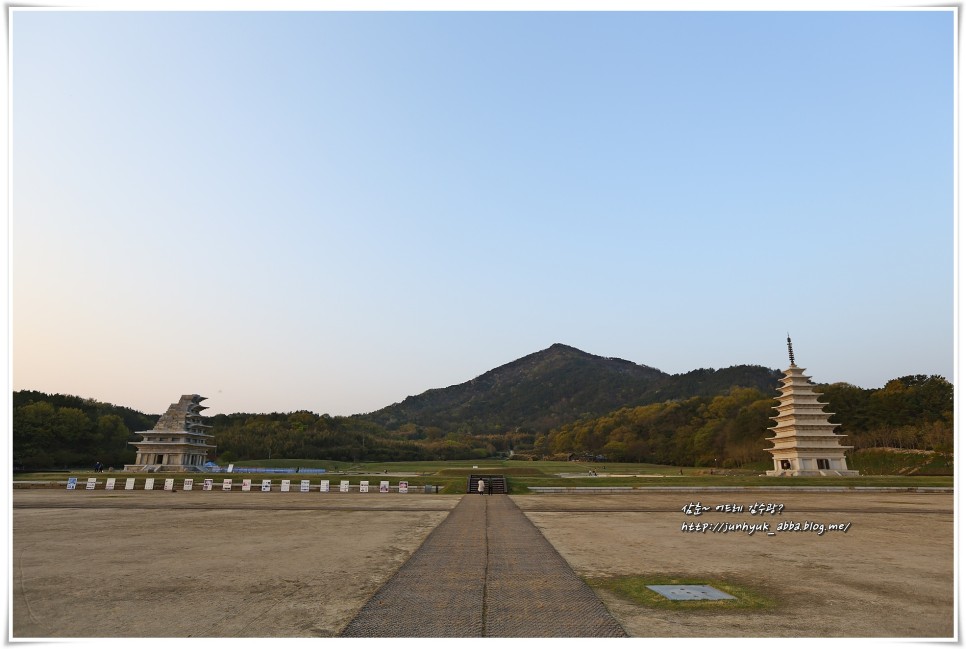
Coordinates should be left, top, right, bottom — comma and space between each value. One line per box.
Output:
487, 480, 493, 495
477, 478, 485, 495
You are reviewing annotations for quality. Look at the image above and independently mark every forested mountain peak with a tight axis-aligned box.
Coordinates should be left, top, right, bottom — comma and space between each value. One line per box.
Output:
13, 349, 952, 468
364, 344, 771, 434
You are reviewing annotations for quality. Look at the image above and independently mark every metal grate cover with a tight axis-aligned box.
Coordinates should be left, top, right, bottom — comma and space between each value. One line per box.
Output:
646, 585, 736, 601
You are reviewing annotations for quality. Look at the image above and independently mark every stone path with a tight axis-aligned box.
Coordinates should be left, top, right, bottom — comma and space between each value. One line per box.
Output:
339, 495, 627, 637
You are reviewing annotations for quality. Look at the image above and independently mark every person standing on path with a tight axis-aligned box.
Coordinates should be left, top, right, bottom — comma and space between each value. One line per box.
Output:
477, 478, 485, 495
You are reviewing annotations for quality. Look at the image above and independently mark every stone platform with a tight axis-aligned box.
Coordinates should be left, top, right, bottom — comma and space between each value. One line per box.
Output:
339, 494, 627, 637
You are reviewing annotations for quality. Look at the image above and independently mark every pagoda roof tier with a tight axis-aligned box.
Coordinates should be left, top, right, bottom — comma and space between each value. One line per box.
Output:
770, 419, 840, 428
128, 441, 217, 449
773, 393, 828, 403
772, 407, 834, 416
770, 415, 838, 424
135, 430, 215, 439
769, 428, 845, 437
764, 448, 854, 455
770, 413, 838, 421
767, 431, 850, 440
766, 438, 853, 448
153, 395, 212, 432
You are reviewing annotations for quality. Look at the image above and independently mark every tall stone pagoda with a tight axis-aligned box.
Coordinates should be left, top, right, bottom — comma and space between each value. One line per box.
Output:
124, 394, 216, 472
765, 337, 858, 476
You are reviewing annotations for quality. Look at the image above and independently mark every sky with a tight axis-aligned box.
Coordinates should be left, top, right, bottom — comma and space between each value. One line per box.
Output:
8, 6, 956, 417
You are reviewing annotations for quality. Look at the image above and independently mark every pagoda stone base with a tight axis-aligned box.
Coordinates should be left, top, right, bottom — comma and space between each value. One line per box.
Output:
766, 469, 860, 477
123, 464, 206, 473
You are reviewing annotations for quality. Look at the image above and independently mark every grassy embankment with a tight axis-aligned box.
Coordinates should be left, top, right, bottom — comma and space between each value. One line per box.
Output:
15, 452, 953, 494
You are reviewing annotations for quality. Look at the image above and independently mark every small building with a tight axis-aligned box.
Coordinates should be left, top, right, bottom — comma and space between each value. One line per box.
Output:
124, 394, 216, 472
765, 338, 858, 477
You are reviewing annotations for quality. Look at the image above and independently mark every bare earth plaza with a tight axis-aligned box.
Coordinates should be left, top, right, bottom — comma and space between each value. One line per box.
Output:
10, 6, 957, 642
10, 346, 956, 639
11, 485, 953, 638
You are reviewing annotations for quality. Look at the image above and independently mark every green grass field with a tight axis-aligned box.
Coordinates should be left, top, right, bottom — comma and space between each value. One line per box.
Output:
587, 574, 778, 611
15, 458, 953, 493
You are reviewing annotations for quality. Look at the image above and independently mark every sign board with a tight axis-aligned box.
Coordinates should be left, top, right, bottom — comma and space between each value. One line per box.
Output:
66, 477, 77, 490
360, 481, 369, 493
164, 479, 174, 491
145, 478, 155, 491
300, 480, 310, 493
227, 464, 235, 473
281, 480, 291, 492
399, 481, 409, 494
203, 478, 213, 491
125, 478, 135, 490
222, 479, 233, 491
242, 479, 252, 492
646, 585, 737, 601
261, 479, 272, 492
339, 480, 349, 493
86, 477, 97, 490
183, 478, 194, 491
105, 478, 116, 490
379, 481, 389, 493
320, 480, 330, 493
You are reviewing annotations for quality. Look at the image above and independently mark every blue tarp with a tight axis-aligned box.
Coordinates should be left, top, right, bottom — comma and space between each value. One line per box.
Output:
204, 466, 327, 474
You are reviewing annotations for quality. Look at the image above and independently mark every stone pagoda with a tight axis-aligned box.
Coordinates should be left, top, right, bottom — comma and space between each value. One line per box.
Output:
125, 394, 216, 472
765, 338, 858, 476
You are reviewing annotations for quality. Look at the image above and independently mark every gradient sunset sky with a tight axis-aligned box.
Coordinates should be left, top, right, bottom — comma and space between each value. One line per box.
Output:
10, 6, 955, 416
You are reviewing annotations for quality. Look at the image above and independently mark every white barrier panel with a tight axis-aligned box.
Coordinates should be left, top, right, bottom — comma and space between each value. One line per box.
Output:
281, 480, 291, 493
125, 478, 135, 490
86, 477, 97, 490
360, 481, 369, 493
339, 480, 349, 492
164, 479, 174, 491
66, 477, 77, 490
184, 478, 194, 491
242, 479, 252, 492
106, 478, 116, 490
300, 480, 310, 492
261, 479, 272, 492
222, 479, 232, 491
145, 478, 155, 491
203, 479, 213, 491
399, 481, 409, 494
379, 481, 389, 493
320, 480, 330, 493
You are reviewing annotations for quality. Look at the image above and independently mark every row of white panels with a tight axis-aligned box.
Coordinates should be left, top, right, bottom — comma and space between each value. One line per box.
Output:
66, 476, 416, 493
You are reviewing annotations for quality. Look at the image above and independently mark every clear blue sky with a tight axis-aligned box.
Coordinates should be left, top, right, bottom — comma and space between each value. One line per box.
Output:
10, 9, 955, 416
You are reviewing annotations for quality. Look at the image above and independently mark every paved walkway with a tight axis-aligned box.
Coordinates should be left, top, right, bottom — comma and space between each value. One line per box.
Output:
340, 495, 627, 637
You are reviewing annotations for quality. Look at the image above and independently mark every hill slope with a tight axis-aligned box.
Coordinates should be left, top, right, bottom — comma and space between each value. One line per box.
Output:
365, 343, 781, 434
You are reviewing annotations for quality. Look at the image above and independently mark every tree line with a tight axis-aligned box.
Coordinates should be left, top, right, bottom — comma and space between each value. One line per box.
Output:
11, 374, 952, 470
538, 375, 953, 467
13, 391, 156, 470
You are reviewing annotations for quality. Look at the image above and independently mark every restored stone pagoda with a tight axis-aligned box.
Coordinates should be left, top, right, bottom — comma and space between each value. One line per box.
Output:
124, 394, 216, 472
765, 338, 858, 477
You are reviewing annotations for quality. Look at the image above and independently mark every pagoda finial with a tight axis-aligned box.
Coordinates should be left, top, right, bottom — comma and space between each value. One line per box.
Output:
786, 334, 796, 367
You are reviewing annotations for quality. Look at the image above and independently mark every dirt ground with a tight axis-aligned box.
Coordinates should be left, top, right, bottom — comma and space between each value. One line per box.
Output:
10, 489, 954, 639
517, 491, 954, 638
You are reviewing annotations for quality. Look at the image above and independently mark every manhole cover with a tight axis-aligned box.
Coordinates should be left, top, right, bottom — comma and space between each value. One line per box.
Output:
646, 585, 736, 601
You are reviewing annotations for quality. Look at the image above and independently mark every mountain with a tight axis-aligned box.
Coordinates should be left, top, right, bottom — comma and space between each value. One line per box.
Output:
364, 343, 782, 434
